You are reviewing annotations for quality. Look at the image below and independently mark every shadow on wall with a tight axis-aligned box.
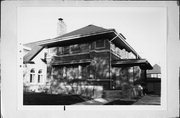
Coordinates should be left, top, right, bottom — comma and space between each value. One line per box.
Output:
24, 57, 144, 99
112, 66, 143, 98
43, 57, 108, 98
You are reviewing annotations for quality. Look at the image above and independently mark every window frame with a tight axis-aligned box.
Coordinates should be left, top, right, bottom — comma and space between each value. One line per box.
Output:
30, 68, 35, 83
95, 39, 105, 49
38, 69, 43, 83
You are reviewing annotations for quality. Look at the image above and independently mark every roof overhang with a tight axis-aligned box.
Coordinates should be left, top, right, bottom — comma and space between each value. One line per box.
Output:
112, 59, 153, 70
39, 29, 115, 48
38, 29, 141, 60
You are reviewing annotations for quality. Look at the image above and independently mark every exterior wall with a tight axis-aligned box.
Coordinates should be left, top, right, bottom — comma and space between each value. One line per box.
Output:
45, 50, 110, 97
44, 38, 145, 98
45, 39, 110, 97
146, 81, 161, 95
111, 66, 144, 98
24, 38, 146, 99
23, 49, 47, 92
89, 51, 110, 89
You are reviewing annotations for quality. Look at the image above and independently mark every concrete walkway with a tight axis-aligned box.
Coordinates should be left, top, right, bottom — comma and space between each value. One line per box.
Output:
133, 95, 160, 105
74, 98, 116, 105
74, 95, 160, 105
74, 98, 137, 105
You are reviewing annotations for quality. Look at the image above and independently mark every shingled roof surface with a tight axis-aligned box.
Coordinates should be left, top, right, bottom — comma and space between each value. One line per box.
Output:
147, 64, 161, 74
24, 25, 113, 48
55, 24, 112, 39
23, 25, 113, 63
23, 45, 44, 63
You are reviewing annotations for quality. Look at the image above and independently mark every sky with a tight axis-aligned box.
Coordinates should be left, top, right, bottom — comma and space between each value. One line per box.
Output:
18, 7, 166, 67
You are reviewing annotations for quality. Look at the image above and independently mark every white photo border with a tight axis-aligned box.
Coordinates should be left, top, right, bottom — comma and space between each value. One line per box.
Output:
1, 1, 179, 118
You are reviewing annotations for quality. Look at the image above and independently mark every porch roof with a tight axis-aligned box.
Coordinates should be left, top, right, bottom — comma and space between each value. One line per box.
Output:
112, 59, 153, 70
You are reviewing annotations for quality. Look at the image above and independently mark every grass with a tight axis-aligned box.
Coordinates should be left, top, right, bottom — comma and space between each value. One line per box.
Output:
105, 99, 136, 105
23, 92, 90, 105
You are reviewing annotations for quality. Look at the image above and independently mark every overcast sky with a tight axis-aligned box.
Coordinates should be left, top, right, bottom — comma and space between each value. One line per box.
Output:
18, 7, 166, 67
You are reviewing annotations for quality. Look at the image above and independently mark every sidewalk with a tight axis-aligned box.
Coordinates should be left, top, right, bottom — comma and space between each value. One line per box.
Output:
74, 95, 160, 105
74, 98, 137, 105
133, 95, 160, 105
74, 98, 116, 105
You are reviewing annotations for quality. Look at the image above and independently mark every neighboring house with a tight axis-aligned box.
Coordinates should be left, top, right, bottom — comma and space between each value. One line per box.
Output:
23, 19, 152, 98
23, 45, 47, 92
146, 64, 161, 95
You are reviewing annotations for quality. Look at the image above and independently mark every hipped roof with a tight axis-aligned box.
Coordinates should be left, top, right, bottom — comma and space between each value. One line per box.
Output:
23, 25, 145, 64
24, 25, 113, 48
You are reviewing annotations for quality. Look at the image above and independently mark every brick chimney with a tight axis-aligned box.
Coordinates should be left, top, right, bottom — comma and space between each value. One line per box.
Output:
57, 18, 67, 36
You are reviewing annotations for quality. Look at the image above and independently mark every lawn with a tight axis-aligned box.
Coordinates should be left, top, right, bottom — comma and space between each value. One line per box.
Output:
104, 99, 136, 105
23, 92, 90, 105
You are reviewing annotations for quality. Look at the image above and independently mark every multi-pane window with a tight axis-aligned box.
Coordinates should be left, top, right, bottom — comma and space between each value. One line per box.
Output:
71, 44, 80, 53
63, 46, 70, 54
62, 65, 83, 80
58, 43, 90, 55
80, 43, 89, 52
57, 47, 63, 55
95, 40, 105, 48
147, 73, 161, 78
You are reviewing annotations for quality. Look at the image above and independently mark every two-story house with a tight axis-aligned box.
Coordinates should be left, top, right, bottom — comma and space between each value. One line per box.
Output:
23, 19, 152, 98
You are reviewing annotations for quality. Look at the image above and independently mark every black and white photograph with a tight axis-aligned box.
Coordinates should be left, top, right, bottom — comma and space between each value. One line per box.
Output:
1, 1, 179, 118
19, 7, 166, 106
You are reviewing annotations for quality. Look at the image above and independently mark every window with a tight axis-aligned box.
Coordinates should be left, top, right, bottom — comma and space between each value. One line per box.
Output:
71, 44, 80, 53
150, 74, 159, 78
57, 47, 63, 55
63, 46, 70, 54
48, 47, 57, 56
38, 69, 43, 83
78, 65, 82, 79
30, 68, 35, 83
158, 74, 161, 78
80, 43, 89, 52
95, 40, 105, 48
62, 65, 83, 79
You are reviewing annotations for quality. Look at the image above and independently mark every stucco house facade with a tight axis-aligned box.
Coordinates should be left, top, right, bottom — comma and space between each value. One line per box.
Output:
23, 20, 152, 98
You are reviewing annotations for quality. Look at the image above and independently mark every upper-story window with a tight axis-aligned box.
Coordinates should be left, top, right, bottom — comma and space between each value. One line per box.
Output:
95, 40, 105, 49
71, 44, 80, 53
30, 68, 35, 83
80, 43, 89, 52
63, 46, 70, 54
57, 47, 63, 55
57, 43, 90, 55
